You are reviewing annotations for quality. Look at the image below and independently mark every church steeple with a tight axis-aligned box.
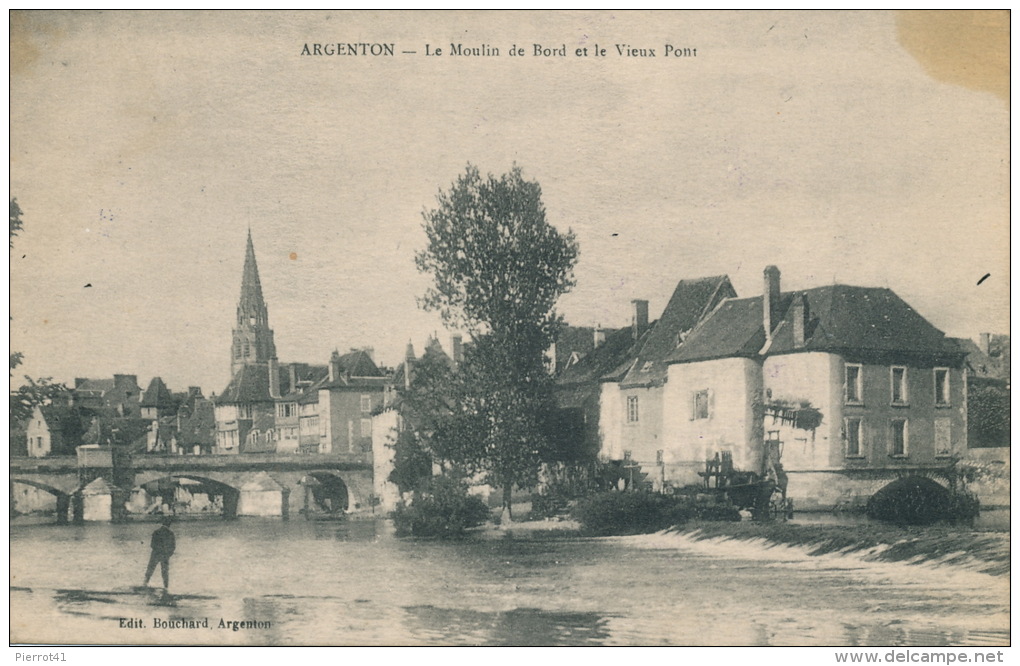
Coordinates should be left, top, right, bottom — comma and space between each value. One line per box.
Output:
231, 230, 277, 376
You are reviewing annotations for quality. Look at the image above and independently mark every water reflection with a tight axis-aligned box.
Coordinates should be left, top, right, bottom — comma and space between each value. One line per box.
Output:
10, 519, 1009, 646
403, 605, 611, 646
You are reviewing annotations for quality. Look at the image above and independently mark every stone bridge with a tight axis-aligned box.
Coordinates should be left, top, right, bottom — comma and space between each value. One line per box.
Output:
10, 452, 374, 522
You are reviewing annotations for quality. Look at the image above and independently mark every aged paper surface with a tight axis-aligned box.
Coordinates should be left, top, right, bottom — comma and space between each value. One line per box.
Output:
9, 10, 1009, 649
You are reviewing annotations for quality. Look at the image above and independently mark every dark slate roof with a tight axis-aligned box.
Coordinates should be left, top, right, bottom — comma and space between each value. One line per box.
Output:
667, 297, 766, 363
553, 326, 618, 372
315, 350, 385, 390
178, 399, 215, 447
74, 378, 115, 394
620, 276, 735, 388
298, 385, 321, 405
140, 377, 175, 408
339, 350, 383, 377
949, 337, 1009, 381
669, 285, 964, 364
557, 326, 647, 387
219, 364, 275, 404
280, 363, 328, 399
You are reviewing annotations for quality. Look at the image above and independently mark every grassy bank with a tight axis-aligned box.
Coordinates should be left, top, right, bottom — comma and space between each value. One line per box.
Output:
669, 521, 1010, 576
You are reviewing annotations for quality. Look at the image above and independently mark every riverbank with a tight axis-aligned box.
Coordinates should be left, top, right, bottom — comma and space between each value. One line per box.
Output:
667, 521, 1011, 576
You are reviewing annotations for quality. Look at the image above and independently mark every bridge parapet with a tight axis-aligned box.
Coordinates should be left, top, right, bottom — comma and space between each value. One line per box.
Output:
10, 456, 78, 474
131, 452, 372, 471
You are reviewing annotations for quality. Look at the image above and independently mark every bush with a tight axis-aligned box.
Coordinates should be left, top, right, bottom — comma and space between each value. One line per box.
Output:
571, 491, 694, 536
529, 491, 570, 520
392, 477, 492, 538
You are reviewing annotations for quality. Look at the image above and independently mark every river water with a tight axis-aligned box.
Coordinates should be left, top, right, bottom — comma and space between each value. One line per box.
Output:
10, 518, 1009, 647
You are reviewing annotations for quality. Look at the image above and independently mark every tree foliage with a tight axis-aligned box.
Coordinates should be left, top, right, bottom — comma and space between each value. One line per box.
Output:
10, 375, 68, 425
416, 165, 578, 340
968, 383, 1010, 447
10, 198, 23, 249
415, 165, 579, 518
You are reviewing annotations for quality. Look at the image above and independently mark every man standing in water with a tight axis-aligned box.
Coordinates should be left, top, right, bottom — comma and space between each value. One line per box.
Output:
143, 516, 176, 589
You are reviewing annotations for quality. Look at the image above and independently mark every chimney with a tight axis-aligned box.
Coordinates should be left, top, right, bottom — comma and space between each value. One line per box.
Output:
979, 332, 991, 355
188, 386, 202, 399
594, 325, 606, 348
328, 350, 342, 383
288, 364, 298, 395
632, 299, 649, 339
763, 266, 781, 340
791, 294, 808, 348
268, 358, 281, 398
451, 335, 463, 366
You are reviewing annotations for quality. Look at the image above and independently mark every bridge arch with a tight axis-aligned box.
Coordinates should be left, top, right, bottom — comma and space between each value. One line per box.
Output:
301, 471, 352, 515
10, 478, 73, 524
130, 473, 241, 519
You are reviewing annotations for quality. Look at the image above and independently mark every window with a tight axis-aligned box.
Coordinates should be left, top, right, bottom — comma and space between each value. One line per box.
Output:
361, 418, 372, 437
626, 396, 639, 423
693, 390, 710, 420
844, 418, 863, 457
890, 419, 908, 457
360, 395, 372, 413
934, 368, 950, 406
890, 366, 908, 404
845, 364, 863, 403
935, 418, 952, 457
239, 404, 253, 419
243, 341, 251, 357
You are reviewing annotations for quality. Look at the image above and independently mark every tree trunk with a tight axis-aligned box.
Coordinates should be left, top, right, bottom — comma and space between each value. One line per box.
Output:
501, 484, 513, 525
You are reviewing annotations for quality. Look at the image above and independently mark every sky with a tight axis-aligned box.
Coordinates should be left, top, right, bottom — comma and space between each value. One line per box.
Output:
9, 10, 1010, 396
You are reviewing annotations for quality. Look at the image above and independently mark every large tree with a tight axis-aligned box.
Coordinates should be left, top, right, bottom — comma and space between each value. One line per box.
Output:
416, 165, 579, 519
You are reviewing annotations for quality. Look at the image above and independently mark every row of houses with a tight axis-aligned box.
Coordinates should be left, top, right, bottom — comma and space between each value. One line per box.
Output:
20, 231, 1007, 513
551, 266, 1007, 508
23, 375, 215, 458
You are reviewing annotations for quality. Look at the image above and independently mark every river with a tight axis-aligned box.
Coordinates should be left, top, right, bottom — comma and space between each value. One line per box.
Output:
9, 518, 1010, 646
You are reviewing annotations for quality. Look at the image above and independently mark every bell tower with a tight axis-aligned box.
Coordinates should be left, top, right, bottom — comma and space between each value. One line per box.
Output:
231, 230, 277, 376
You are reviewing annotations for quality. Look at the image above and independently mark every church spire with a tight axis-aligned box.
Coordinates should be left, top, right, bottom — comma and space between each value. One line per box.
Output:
239, 228, 266, 313
231, 230, 276, 376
